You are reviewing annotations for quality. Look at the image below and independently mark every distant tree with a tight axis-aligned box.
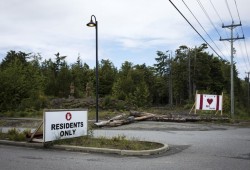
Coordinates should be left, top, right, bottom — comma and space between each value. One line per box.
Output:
99, 59, 117, 97
154, 51, 169, 76
0, 51, 29, 69
153, 51, 171, 104
172, 46, 189, 104
112, 62, 151, 107
71, 56, 92, 98
0, 51, 44, 111
41, 53, 70, 97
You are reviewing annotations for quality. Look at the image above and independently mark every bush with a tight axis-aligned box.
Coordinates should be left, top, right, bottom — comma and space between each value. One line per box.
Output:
7, 128, 28, 141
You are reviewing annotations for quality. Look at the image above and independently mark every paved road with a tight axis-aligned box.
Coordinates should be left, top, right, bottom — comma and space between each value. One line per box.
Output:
0, 122, 250, 170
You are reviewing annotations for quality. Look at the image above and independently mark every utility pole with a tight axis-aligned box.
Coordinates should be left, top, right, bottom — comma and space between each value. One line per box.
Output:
193, 46, 197, 96
188, 49, 192, 101
220, 21, 244, 118
169, 51, 173, 106
246, 71, 250, 114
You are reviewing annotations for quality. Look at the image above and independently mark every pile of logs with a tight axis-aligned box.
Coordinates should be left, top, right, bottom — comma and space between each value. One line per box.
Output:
94, 111, 230, 127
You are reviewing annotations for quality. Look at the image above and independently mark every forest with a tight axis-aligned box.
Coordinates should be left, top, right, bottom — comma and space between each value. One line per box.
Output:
0, 43, 249, 118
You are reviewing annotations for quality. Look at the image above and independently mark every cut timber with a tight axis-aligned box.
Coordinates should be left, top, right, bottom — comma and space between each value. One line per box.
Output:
94, 114, 134, 127
130, 111, 155, 121
134, 114, 155, 121
94, 120, 110, 127
130, 111, 154, 117
110, 113, 127, 121
94, 111, 230, 127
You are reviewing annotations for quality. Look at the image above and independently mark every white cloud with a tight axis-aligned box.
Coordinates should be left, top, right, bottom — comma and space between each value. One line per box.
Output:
0, 0, 249, 77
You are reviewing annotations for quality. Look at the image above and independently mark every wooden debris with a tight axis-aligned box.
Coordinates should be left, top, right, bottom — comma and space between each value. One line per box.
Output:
94, 111, 230, 127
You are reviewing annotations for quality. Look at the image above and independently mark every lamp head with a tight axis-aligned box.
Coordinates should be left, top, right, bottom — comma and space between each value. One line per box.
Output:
87, 20, 96, 27
86, 15, 97, 27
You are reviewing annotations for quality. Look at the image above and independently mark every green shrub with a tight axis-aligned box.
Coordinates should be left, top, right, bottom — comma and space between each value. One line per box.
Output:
7, 128, 30, 141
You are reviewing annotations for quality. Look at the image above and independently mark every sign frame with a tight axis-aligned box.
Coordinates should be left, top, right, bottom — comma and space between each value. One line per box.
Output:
43, 109, 88, 142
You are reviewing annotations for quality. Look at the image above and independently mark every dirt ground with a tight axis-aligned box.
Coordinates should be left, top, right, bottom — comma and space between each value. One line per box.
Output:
0, 118, 42, 128
1, 117, 250, 131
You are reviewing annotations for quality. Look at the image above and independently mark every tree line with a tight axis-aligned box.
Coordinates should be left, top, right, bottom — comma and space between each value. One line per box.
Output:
0, 44, 249, 115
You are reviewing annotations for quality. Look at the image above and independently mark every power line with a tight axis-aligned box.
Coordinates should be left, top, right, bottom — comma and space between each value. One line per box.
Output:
234, 0, 242, 26
237, 41, 249, 72
209, 0, 223, 24
197, 0, 221, 37
233, 0, 250, 68
182, 0, 226, 60
243, 40, 250, 67
168, 0, 223, 60
197, 0, 230, 59
209, 0, 231, 55
209, 0, 249, 76
225, 0, 234, 22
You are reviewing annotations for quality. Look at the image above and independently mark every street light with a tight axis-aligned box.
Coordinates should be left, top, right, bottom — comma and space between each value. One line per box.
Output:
86, 15, 99, 123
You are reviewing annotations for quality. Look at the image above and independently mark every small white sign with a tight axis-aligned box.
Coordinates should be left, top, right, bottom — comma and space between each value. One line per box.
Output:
196, 94, 223, 111
43, 109, 88, 142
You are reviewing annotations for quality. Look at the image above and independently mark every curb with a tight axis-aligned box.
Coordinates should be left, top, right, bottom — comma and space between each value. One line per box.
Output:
54, 144, 169, 156
0, 140, 43, 148
0, 140, 169, 156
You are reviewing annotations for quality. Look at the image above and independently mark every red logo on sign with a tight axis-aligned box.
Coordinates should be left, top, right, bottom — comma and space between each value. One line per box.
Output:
207, 98, 213, 105
65, 112, 72, 121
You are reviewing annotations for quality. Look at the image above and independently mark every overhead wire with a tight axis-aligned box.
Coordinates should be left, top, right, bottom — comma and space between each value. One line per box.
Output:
168, 0, 223, 60
210, 0, 249, 76
225, 0, 249, 77
233, 0, 250, 69
210, 0, 231, 58
237, 40, 248, 73
182, 0, 226, 60
196, 0, 228, 60
209, 0, 223, 24
197, 0, 221, 37
225, 0, 234, 22
209, 0, 231, 56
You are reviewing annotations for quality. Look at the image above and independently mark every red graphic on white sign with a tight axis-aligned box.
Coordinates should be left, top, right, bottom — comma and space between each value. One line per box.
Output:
207, 98, 213, 105
65, 112, 72, 121
196, 94, 223, 111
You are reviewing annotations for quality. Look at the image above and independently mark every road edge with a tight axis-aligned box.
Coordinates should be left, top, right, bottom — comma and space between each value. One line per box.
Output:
0, 139, 169, 156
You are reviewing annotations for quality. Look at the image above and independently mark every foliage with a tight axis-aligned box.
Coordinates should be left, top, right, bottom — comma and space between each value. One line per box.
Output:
53, 135, 163, 150
99, 59, 117, 97
6, 128, 30, 141
0, 52, 45, 112
112, 63, 151, 108
0, 46, 249, 117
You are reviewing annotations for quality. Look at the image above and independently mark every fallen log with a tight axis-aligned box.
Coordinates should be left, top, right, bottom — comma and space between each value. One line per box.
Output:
130, 111, 154, 117
26, 132, 43, 139
94, 111, 230, 127
110, 113, 127, 121
94, 113, 133, 127
94, 120, 110, 127
134, 114, 155, 121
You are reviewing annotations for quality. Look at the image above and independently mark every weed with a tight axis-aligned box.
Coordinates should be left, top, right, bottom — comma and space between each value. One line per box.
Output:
7, 128, 28, 141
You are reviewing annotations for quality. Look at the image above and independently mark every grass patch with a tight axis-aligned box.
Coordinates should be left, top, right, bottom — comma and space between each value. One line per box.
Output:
53, 135, 163, 150
87, 110, 128, 120
0, 110, 43, 118
0, 128, 30, 141
0, 129, 163, 151
0, 120, 5, 126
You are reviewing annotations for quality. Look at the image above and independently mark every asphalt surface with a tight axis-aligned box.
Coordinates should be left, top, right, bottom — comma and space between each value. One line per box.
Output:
0, 121, 250, 170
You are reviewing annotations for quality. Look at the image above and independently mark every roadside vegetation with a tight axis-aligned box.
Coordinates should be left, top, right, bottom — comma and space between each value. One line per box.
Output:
0, 44, 249, 119
0, 128, 28, 141
53, 135, 163, 150
0, 128, 163, 150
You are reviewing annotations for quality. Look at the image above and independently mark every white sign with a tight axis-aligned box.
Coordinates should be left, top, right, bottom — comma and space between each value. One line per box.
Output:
43, 109, 88, 142
196, 94, 223, 111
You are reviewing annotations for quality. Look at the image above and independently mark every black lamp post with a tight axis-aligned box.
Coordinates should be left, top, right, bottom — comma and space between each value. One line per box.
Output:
86, 15, 99, 123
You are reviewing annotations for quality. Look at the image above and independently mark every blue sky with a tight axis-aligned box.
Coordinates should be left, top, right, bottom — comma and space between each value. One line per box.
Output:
0, 0, 249, 78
